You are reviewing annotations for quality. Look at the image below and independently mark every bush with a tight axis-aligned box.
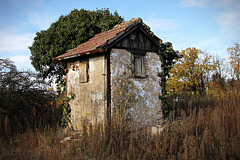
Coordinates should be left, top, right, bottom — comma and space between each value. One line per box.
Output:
0, 59, 62, 137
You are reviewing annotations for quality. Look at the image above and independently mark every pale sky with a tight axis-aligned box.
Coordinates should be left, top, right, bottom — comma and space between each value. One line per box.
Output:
0, 0, 239, 71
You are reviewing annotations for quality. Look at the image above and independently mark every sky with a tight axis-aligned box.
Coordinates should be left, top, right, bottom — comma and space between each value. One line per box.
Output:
0, 0, 239, 71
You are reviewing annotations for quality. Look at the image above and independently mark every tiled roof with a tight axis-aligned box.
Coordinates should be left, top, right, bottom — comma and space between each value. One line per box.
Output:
55, 17, 160, 60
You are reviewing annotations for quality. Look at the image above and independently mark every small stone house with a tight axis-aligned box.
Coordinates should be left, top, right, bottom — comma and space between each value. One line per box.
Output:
55, 17, 162, 130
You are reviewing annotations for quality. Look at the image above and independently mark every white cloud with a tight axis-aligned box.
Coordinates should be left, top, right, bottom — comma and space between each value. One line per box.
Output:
179, 0, 240, 40
217, 4, 240, 36
145, 18, 181, 32
0, 29, 34, 53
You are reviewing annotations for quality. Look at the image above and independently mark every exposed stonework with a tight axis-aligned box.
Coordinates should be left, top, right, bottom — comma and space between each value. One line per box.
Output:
110, 48, 162, 128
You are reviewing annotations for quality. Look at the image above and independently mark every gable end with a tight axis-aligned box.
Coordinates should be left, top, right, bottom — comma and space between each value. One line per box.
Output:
110, 24, 159, 52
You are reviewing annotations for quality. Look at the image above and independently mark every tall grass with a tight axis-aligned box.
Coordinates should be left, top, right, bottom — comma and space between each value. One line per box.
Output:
0, 83, 239, 160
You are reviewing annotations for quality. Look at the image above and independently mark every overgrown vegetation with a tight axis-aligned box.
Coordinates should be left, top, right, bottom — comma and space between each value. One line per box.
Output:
157, 42, 178, 118
0, 59, 62, 138
112, 70, 139, 129
1, 81, 239, 159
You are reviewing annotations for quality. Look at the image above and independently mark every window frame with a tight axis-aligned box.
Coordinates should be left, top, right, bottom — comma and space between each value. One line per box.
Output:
131, 52, 146, 78
79, 59, 89, 83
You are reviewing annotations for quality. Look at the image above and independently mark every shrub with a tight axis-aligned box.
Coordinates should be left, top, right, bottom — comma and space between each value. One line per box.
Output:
0, 58, 62, 137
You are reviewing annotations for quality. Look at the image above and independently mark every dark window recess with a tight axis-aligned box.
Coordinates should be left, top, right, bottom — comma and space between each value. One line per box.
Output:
79, 60, 89, 83
132, 54, 146, 77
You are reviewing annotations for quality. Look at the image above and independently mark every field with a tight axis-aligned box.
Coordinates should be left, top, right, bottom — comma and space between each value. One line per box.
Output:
0, 83, 239, 160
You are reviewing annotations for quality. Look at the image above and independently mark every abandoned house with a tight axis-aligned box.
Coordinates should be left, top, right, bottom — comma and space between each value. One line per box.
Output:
55, 17, 162, 130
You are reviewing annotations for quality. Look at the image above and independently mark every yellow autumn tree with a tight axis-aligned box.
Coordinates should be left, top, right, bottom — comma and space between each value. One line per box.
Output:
226, 42, 240, 80
167, 47, 217, 95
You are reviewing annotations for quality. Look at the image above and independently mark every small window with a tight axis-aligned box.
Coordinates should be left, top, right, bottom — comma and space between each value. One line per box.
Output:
132, 53, 146, 78
79, 59, 89, 83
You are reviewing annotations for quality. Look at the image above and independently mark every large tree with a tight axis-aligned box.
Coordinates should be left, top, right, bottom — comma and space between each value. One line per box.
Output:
29, 9, 123, 82
167, 47, 217, 95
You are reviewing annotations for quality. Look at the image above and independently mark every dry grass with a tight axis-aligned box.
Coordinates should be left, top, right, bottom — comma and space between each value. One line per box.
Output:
0, 83, 240, 160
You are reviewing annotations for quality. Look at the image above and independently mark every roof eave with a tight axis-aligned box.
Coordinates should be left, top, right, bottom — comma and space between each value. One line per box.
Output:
55, 48, 105, 61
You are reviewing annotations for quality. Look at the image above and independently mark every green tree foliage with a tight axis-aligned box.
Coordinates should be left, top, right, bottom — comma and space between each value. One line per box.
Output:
157, 42, 178, 118
29, 8, 123, 82
226, 41, 240, 80
167, 47, 217, 95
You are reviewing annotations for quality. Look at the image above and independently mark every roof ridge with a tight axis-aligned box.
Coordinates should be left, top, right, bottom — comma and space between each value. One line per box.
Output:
113, 17, 142, 28
56, 17, 160, 60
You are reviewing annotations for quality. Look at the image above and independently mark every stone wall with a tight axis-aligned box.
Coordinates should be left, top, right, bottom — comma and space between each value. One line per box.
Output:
110, 48, 162, 128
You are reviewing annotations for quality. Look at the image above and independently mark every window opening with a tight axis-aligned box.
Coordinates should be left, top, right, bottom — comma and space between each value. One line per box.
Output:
132, 53, 146, 78
79, 59, 89, 83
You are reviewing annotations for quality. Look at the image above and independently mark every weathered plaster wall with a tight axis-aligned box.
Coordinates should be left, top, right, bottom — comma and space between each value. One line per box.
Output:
67, 49, 162, 130
110, 48, 162, 128
67, 55, 106, 129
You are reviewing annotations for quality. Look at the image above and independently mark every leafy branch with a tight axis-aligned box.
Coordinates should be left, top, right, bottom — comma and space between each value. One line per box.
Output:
157, 42, 178, 118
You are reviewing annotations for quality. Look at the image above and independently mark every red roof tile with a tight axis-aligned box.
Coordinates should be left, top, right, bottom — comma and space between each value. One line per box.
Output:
55, 17, 160, 60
